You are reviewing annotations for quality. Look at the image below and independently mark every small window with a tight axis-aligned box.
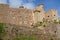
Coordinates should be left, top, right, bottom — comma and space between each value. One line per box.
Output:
43, 25, 46, 27
54, 31, 56, 33
38, 11, 41, 12
54, 15, 55, 16
48, 16, 49, 17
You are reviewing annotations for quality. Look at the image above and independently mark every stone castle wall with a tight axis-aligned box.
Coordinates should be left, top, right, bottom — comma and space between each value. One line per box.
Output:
0, 4, 34, 26
8, 8, 34, 26
0, 4, 58, 26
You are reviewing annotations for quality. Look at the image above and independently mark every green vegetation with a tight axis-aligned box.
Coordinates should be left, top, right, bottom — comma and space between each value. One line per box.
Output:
13, 35, 38, 40
33, 21, 43, 28
53, 19, 59, 24
32, 19, 59, 28
0, 23, 5, 40
59, 20, 60, 24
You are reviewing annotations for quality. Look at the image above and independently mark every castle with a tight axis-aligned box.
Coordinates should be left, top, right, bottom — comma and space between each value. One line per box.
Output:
0, 4, 58, 27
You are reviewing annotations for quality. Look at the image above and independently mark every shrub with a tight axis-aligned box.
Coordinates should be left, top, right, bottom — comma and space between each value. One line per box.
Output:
53, 19, 59, 24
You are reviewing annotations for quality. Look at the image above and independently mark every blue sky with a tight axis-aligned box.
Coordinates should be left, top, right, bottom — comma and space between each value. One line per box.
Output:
0, 0, 60, 17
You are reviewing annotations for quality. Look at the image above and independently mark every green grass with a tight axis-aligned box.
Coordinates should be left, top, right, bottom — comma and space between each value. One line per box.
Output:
13, 35, 38, 40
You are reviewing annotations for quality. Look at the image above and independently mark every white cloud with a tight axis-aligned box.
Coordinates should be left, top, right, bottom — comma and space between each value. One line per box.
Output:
23, 3, 35, 9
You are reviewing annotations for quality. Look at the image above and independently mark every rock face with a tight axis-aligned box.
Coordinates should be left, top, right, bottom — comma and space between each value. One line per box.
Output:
1, 23, 57, 40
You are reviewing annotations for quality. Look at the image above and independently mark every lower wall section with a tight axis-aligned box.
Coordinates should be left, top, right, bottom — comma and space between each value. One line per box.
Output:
0, 23, 57, 40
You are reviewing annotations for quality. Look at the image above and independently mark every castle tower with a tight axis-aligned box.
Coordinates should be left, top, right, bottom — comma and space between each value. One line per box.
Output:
33, 4, 45, 23
45, 9, 58, 21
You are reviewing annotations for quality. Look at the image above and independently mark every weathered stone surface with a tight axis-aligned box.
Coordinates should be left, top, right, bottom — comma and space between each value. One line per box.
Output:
0, 4, 58, 27
2, 23, 57, 40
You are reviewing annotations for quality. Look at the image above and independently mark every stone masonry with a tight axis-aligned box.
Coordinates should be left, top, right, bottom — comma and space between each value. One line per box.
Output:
0, 4, 58, 26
